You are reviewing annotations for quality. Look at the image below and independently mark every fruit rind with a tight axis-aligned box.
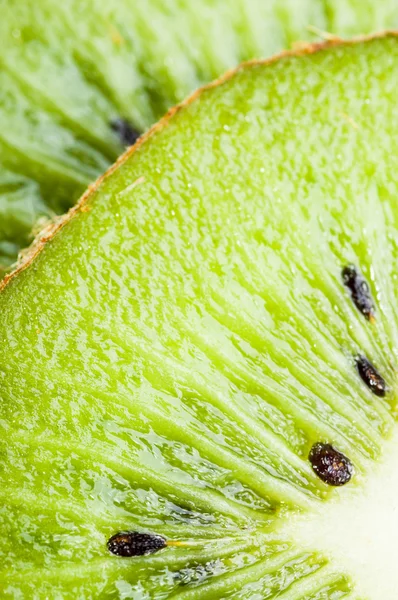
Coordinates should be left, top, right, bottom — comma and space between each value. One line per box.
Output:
2, 31, 397, 293
1, 31, 398, 599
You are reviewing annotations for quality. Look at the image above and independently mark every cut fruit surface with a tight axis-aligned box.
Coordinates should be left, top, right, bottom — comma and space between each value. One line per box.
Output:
1, 35, 398, 598
1, 0, 398, 271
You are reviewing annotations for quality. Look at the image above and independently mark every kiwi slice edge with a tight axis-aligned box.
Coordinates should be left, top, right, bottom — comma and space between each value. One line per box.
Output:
1, 0, 398, 273
1, 32, 398, 599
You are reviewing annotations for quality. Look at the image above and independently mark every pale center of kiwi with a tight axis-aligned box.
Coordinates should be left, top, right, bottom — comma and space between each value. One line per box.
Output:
285, 428, 398, 600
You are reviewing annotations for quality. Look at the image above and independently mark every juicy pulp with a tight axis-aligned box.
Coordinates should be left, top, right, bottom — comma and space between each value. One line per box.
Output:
0, 35, 398, 598
1, 0, 398, 271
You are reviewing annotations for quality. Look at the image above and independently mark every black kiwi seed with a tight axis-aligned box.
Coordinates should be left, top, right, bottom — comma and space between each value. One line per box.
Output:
110, 118, 141, 146
309, 443, 353, 486
355, 355, 387, 397
107, 531, 167, 557
342, 264, 375, 321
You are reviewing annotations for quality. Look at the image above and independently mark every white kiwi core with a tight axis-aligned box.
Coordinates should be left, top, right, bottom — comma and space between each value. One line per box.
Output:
286, 428, 398, 599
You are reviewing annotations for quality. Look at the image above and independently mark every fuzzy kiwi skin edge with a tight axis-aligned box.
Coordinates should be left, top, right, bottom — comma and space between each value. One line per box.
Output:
1, 31, 397, 295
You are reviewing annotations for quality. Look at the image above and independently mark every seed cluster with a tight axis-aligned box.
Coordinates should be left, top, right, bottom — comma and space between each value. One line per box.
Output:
110, 118, 141, 146
112, 263, 386, 559
309, 442, 353, 486
356, 355, 387, 397
342, 265, 375, 321
107, 531, 166, 557
309, 264, 391, 489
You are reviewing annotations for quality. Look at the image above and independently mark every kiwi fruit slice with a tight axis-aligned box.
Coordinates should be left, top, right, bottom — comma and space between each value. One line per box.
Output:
0, 34, 398, 598
1, 0, 398, 273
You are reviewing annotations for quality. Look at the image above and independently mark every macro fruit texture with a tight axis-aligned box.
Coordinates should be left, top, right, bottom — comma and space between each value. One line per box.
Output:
1, 0, 398, 272
0, 35, 397, 598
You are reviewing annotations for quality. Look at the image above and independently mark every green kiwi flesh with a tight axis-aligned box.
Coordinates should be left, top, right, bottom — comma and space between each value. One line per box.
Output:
0, 35, 398, 598
1, 0, 398, 272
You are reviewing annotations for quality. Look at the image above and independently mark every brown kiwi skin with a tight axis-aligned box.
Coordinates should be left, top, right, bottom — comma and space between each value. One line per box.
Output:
1, 31, 397, 294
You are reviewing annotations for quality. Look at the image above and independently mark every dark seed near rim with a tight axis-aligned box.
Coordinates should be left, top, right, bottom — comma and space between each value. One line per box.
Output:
342, 264, 375, 321
107, 531, 167, 557
110, 118, 141, 146
356, 355, 387, 397
309, 442, 353, 486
